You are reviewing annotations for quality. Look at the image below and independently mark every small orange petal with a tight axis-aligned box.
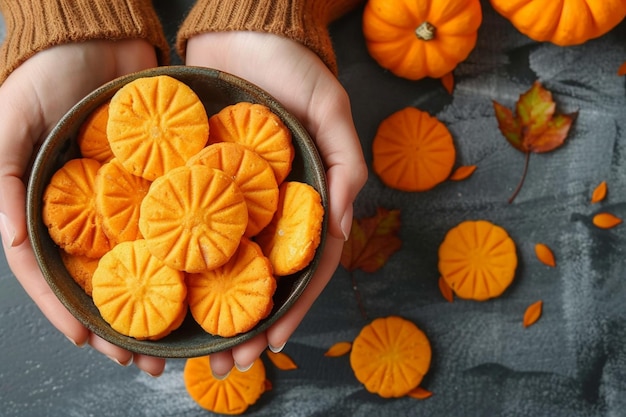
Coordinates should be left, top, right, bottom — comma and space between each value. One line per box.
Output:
590, 181, 607, 204
523, 300, 543, 328
592, 213, 623, 229
438, 276, 454, 303
618, 62, 626, 76
407, 386, 433, 400
266, 350, 298, 370
449, 165, 477, 181
534, 243, 556, 267
441, 72, 455, 94
264, 380, 273, 391
324, 341, 352, 357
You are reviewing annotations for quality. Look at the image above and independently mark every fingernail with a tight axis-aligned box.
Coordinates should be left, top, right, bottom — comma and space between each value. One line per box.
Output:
0, 212, 16, 247
340, 206, 353, 241
268, 342, 286, 353
234, 362, 253, 373
66, 335, 87, 348
212, 369, 231, 380
144, 369, 164, 378
108, 355, 133, 367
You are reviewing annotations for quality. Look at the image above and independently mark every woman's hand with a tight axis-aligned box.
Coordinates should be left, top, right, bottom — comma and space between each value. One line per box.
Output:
0, 39, 166, 376
185, 31, 368, 376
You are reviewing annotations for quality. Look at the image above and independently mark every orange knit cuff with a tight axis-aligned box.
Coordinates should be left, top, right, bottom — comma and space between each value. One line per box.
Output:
176, 0, 362, 75
0, 0, 169, 84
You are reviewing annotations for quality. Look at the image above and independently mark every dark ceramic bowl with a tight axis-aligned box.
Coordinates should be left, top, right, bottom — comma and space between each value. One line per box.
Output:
26, 66, 328, 358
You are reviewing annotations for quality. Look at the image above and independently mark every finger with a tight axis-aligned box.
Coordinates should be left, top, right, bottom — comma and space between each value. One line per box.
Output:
265, 235, 344, 349
209, 349, 235, 379
88, 333, 134, 367
231, 333, 268, 371
0, 79, 43, 247
133, 354, 167, 377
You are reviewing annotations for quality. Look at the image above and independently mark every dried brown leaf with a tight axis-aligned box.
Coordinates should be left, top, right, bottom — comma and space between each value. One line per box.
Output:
340, 208, 402, 273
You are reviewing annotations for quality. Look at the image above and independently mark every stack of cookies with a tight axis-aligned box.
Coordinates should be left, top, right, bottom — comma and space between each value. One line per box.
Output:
42, 75, 324, 341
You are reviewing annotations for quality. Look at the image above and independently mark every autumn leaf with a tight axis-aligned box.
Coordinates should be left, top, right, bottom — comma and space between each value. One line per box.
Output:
440, 72, 454, 94
438, 276, 454, 303
493, 81, 577, 203
591, 181, 607, 204
449, 165, 477, 181
340, 208, 402, 319
340, 208, 402, 273
534, 243, 556, 267
523, 300, 543, 328
266, 350, 298, 370
324, 342, 352, 357
407, 386, 433, 400
592, 212, 623, 229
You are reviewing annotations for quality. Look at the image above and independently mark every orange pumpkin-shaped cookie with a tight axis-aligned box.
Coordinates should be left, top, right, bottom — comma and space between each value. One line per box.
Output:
139, 164, 248, 273
184, 356, 267, 415
60, 250, 99, 296
363, 0, 483, 80
107, 75, 209, 181
187, 142, 279, 237
438, 220, 517, 301
372, 107, 456, 192
490, 0, 626, 46
350, 316, 432, 398
254, 181, 324, 276
187, 238, 276, 338
77, 101, 114, 163
208, 102, 294, 184
42, 158, 111, 258
94, 158, 151, 245
91, 239, 187, 340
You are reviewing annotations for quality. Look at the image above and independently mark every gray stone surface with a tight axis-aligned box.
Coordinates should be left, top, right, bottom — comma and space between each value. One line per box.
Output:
2, 2, 626, 416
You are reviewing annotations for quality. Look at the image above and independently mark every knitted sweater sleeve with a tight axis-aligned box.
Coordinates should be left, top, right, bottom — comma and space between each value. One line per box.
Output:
176, 0, 363, 74
0, 0, 169, 84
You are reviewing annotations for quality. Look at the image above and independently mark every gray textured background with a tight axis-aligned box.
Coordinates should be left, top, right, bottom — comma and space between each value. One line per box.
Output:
2, 2, 626, 416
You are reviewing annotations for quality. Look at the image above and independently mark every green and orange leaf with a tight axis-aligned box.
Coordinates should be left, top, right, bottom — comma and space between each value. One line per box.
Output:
493, 81, 577, 203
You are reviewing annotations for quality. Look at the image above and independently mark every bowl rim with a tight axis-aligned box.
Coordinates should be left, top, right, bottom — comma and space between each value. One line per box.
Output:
26, 65, 328, 358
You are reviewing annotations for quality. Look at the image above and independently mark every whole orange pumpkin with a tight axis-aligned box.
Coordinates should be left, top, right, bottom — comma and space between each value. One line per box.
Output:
362, 0, 483, 80
490, 0, 626, 46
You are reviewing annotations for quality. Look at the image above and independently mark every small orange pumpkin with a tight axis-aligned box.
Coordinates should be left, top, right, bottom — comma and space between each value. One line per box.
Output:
490, 0, 626, 46
362, 0, 483, 80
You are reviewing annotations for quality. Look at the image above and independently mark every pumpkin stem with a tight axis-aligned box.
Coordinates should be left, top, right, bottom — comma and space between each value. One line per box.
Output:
415, 21, 436, 41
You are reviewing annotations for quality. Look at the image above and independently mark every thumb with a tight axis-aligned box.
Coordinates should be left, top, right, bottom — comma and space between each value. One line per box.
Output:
0, 81, 42, 248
